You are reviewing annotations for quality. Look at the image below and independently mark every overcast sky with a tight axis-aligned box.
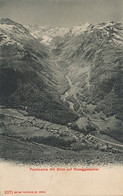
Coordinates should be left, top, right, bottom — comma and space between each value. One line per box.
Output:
0, 0, 123, 26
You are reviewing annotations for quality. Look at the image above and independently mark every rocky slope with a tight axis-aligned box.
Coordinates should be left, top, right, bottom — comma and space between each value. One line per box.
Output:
53, 21, 123, 142
0, 18, 78, 125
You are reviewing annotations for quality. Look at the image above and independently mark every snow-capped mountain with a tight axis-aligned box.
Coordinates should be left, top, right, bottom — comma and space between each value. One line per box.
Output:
26, 21, 123, 48
26, 23, 89, 45
26, 25, 69, 45
89, 21, 123, 45
0, 18, 30, 47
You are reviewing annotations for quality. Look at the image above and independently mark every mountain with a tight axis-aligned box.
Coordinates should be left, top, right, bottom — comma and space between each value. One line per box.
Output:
0, 19, 123, 165
54, 21, 123, 142
0, 18, 78, 125
26, 23, 89, 45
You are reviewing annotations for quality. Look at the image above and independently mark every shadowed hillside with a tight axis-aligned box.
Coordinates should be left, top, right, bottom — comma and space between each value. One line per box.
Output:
0, 18, 78, 125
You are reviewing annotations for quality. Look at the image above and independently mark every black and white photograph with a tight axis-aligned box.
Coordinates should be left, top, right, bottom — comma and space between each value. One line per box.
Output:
0, 0, 123, 167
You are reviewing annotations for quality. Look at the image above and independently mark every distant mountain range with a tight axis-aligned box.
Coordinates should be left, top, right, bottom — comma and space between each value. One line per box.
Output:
26, 23, 89, 45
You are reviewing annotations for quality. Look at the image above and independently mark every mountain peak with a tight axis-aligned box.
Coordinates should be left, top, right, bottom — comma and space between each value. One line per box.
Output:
0, 18, 16, 25
0, 18, 29, 34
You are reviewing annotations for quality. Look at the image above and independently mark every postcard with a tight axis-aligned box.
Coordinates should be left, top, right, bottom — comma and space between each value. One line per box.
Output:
0, 0, 123, 195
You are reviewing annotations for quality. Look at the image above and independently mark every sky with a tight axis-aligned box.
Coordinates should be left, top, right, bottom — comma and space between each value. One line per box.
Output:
0, 0, 123, 26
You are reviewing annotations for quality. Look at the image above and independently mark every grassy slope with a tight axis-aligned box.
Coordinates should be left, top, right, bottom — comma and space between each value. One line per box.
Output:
0, 134, 123, 165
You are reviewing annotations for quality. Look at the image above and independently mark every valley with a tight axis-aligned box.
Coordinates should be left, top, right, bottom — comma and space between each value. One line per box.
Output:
55, 58, 123, 152
0, 19, 123, 165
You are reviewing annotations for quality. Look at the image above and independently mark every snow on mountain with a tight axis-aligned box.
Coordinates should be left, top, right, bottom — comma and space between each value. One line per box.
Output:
0, 18, 32, 48
69, 23, 89, 35
89, 21, 123, 45
1, 19, 122, 47
26, 23, 90, 45
0, 31, 15, 46
26, 25, 69, 45
27, 21, 123, 46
